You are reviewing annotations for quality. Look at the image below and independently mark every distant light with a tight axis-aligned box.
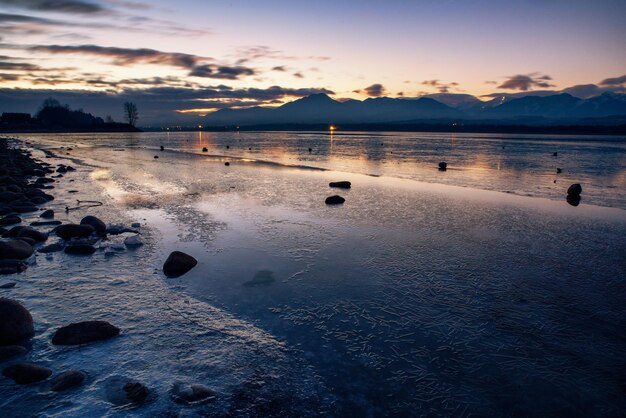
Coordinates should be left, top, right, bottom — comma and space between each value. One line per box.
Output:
329, 125, 336, 131
198, 125, 203, 129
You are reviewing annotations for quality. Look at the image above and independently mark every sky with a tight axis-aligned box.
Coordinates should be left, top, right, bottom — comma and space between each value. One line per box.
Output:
0, 0, 625, 125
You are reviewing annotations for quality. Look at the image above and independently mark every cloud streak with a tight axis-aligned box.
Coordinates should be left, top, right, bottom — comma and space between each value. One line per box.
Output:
498, 73, 554, 91
0, 0, 106, 14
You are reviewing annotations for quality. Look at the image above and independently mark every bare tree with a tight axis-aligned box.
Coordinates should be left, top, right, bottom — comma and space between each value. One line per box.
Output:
123, 102, 139, 127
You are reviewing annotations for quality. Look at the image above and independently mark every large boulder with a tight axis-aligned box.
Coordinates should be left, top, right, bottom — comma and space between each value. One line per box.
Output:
40, 209, 54, 219
325, 195, 345, 205
2, 363, 52, 384
0, 215, 21, 226
0, 260, 28, 275
16, 226, 47, 242
0, 298, 34, 344
51, 320, 120, 346
50, 370, 87, 392
55, 224, 95, 240
80, 216, 106, 234
163, 251, 197, 278
0, 240, 34, 260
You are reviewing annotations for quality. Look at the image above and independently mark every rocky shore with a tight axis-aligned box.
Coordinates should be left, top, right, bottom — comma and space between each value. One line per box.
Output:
0, 137, 208, 410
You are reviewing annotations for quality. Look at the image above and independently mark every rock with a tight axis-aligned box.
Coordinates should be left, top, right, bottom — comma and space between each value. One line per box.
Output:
329, 181, 351, 189
0, 215, 21, 226
325, 195, 345, 205
56, 166, 67, 173
16, 226, 47, 242
308, 147, 312, 152
38, 242, 64, 253
202, 147, 208, 152
154, 156, 159, 159
224, 162, 230, 166
0, 240, 34, 260
15, 237, 36, 246
55, 224, 95, 240
10, 205, 38, 215
124, 235, 143, 248
66, 166, 75, 171
0, 345, 27, 362
131, 222, 141, 228
29, 196, 48, 205
40, 209, 54, 218
51, 320, 120, 345
556, 168, 562, 174
163, 251, 198, 278
0, 260, 28, 275
106, 224, 138, 235
438, 162, 447, 170
30, 220, 61, 227
64, 244, 96, 255
567, 183, 582, 196
2, 363, 52, 384
0, 298, 34, 344
124, 382, 149, 403
170, 382, 215, 404
80, 216, 107, 234
160, 146, 164, 151
553, 152, 558, 156
50, 370, 87, 392
566, 194, 581, 207
0, 282, 16, 289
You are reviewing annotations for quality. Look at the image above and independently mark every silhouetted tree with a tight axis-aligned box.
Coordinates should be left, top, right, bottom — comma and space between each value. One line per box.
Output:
36, 98, 103, 127
124, 102, 139, 127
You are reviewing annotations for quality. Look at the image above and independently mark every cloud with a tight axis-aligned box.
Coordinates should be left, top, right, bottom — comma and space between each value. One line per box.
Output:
271, 66, 287, 72
498, 73, 555, 91
421, 79, 459, 93
358, 83, 385, 97
189, 65, 255, 80
293, 71, 303, 79
561, 83, 625, 98
0, 0, 106, 14
599, 75, 626, 86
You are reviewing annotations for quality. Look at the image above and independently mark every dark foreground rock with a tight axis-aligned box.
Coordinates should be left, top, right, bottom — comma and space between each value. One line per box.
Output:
329, 181, 351, 189
0, 281, 16, 289
55, 224, 95, 240
163, 251, 198, 278
438, 162, 447, 170
0, 239, 34, 260
51, 320, 120, 346
0, 259, 28, 275
0, 298, 34, 344
64, 244, 96, 255
40, 209, 54, 219
170, 382, 215, 404
50, 370, 87, 392
0, 345, 27, 361
2, 363, 51, 384
325, 195, 345, 205
80, 216, 106, 234
0, 215, 21, 226
105, 377, 150, 405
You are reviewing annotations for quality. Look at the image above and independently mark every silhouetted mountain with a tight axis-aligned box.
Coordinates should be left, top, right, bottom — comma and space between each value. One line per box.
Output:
204, 92, 626, 127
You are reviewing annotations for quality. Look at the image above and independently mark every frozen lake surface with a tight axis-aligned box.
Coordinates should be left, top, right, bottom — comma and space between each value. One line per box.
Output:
2, 131, 626, 417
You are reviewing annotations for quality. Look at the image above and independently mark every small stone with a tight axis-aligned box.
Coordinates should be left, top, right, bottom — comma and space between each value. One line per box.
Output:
64, 244, 96, 255
55, 224, 95, 240
50, 370, 87, 392
202, 147, 208, 152
131, 222, 141, 228
170, 382, 215, 404
438, 162, 447, 170
124, 235, 143, 248
154, 156, 159, 159
329, 181, 351, 189
2, 363, 52, 384
567, 183, 582, 196
51, 320, 120, 345
0, 240, 34, 260
224, 162, 230, 166
325, 195, 345, 205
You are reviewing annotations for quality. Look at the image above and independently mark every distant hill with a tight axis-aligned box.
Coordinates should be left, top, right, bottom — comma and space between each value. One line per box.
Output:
204, 92, 626, 127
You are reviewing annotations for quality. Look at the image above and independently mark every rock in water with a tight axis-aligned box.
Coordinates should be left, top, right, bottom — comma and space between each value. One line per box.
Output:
64, 244, 96, 255
124, 235, 143, 248
0, 345, 27, 361
438, 162, 447, 170
16, 226, 47, 242
202, 147, 208, 152
325, 195, 345, 205
0, 298, 34, 345
38, 242, 64, 253
0, 215, 21, 226
2, 363, 52, 384
566, 194, 581, 207
567, 183, 582, 196
55, 224, 95, 240
124, 382, 149, 403
170, 382, 215, 404
163, 251, 197, 278
0, 260, 28, 275
50, 370, 87, 392
80, 216, 107, 234
51, 320, 120, 345
0, 240, 34, 260
224, 162, 230, 166
329, 181, 351, 189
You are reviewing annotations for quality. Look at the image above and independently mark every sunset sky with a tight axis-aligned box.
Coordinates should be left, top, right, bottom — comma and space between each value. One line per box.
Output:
0, 0, 625, 124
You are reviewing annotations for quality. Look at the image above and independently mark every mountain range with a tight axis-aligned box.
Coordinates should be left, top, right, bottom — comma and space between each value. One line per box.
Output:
204, 92, 626, 126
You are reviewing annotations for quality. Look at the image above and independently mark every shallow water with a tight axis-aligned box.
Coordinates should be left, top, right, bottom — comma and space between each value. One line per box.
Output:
2, 133, 626, 417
